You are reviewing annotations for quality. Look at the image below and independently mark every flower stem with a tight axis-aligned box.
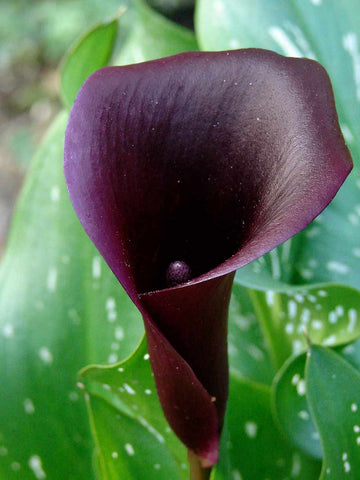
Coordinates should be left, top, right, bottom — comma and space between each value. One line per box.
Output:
188, 450, 211, 480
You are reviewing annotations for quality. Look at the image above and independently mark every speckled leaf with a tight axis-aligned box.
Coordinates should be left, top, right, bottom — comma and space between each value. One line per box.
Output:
273, 353, 322, 459
247, 284, 360, 369
306, 345, 360, 479
0, 113, 143, 479
61, 17, 118, 109
340, 339, 360, 371
228, 283, 274, 385
211, 374, 321, 480
86, 396, 186, 480
114, 0, 197, 65
197, 0, 360, 289
80, 282, 276, 479
196, 0, 360, 384
273, 341, 360, 461
79, 337, 188, 479
0, 3, 200, 477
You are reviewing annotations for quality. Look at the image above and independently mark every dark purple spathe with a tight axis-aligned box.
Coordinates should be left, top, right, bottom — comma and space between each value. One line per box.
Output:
64, 49, 352, 466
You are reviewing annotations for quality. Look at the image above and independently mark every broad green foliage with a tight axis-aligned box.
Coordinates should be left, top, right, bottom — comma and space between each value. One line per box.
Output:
306, 346, 360, 479
195, 4, 360, 474
114, 0, 198, 65
0, 2, 198, 479
228, 283, 274, 384
61, 17, 119, 109
87, 396, 184, 479
273, 341, 360, 462
0, 112, 143, 479
247, 284, 360, 368
81, 338, 321, 480
212, 375, 321, 480
196, 0, 360, 291
80, 338, 187, 479
210, 422, 231, 480
2, 0, 360, 479
341, 339, 360, 371
273, 353, 322, 459
73, 2, 199, 477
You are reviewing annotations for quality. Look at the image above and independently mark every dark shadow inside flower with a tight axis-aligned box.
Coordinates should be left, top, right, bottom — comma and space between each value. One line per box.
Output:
122, 136, 264, 293
106, 82, 266, 293
65, 49, 352, 467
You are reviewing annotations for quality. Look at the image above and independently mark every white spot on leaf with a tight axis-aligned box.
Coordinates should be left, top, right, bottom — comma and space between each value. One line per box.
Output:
232, 470, 243, 480
92, 256, 101, 279
50, 186, 60, 202
327, 261, 350, 274
123, 383, 136, 395
348, 309, 357, 332
296, 380, 306, 396
108, 353, 118, 364
124, 443, 135, 456
269, 26, 303, 57
298, 410, 310, 421
46, 267, 57, 292
285, 323, 294, 334
38, 347, 53, 365
115, 326, 124, 341
0, 446, 8, 456
291, 452, 302, 476
24, 398, 35, 414
288, 300, 297, 319
2, 324, 14, 338
266, 290, 274, 306
28, 455, 46, 479
244, 421, 258, 438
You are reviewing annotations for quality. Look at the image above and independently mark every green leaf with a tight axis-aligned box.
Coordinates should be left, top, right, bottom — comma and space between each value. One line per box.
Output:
82, 342, 320, 480
245, 284, 360, 368
273, 353, 322, 459
114, 0, 197, 65
228, 283, 274, 385
196, 0, 360, 292
196, 1, 360, 389
0, 112, 143, 479
215, 375, 321, 480
61, 16, 119, 109
273, 340, 360, 462
80, 283, 276, 479
340, 339, 360, 371
209, 421, 232, 480
79, 337, 187, 479
69, 6, 199, 478
306, 345, 360, 479
0, 3, 200, 477
86, 395, 186, 480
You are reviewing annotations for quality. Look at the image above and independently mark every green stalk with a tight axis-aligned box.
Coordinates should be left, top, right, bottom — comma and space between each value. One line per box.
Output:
188, 450, 211, 480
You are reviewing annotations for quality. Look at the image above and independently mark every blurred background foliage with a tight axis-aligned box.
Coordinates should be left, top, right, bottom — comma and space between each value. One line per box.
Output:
0, 0, 194, 255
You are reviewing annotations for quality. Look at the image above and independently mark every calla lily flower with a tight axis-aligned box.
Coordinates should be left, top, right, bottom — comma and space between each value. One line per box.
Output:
64, 49, 352, 469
